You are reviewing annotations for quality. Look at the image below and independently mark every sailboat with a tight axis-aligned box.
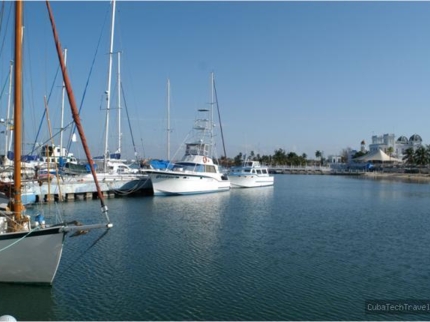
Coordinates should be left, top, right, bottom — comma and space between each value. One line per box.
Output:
0, 1, 112, 284
146, 73, 230, 195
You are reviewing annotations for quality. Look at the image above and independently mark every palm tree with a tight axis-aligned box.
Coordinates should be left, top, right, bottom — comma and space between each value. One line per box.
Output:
403, 147, 415, 164
273, 148, 287, 165
315, 150, 322, 165
414, 146, 429, 166
386, 146, 394, 160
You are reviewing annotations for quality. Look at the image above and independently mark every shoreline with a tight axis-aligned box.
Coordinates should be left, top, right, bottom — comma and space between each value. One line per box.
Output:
362, 172, 430, 183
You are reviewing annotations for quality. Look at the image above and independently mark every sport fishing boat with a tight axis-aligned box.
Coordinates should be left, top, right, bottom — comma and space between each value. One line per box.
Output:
146, 141, 230, 196
146, 74, 230, 196
228, 160, 274, 188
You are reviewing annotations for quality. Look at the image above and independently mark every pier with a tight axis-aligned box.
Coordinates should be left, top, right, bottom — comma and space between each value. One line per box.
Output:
0, 174, 153, 204
269, 165, 332, 175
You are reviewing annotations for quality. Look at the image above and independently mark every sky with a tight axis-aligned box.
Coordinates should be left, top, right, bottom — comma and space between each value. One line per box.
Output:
1, 1, 430, 161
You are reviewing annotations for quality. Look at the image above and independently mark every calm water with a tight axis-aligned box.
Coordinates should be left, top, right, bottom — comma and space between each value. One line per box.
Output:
2, 175, 430, 321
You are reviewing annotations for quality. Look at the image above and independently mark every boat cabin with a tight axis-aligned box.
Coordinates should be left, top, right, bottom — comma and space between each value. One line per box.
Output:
172, 162, 216, 174
231, 160, 270, 176
40, 144, 78, 165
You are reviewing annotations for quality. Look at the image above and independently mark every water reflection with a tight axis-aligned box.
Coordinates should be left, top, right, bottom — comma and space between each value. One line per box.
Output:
0, 284, 54, 320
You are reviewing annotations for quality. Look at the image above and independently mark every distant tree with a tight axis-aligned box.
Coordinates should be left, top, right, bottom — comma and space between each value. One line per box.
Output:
233, 152, 243, 166
273, 148, 287, 165
315, 150, 322, 165
403, 147, 415, 164
414, 146, 429, 166
302, 153, 307, 160
340, 147, 352, 163
386, 146, 394, 159
353, 151, 367, 159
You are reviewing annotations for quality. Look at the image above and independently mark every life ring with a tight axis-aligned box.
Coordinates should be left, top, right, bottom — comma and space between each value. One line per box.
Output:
203, 156, 208, 163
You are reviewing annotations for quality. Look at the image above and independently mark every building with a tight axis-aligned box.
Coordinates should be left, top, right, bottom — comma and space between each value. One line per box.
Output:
369, 133, 423, 159
369, 134, 395, 153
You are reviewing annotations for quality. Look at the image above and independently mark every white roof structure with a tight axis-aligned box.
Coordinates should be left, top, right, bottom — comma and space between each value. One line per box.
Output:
354, 149, 403, 163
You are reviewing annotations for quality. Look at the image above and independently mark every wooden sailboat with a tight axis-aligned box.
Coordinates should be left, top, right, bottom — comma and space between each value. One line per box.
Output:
0, 1, 112, 285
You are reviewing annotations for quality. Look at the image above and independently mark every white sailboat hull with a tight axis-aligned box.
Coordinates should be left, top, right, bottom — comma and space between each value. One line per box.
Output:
229, 175, 274, 188
147, 170, 230, 196
0, 226, 65, 284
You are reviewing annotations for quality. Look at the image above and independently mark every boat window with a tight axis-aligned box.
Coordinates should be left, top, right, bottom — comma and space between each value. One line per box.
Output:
251, 169, 255, 174
118, 166, 128, 173
173, 163, 204, 173
205, 165, 216, 173
244, 169, 251, 173
262, 169, 268, 174
256, 169, 262, 174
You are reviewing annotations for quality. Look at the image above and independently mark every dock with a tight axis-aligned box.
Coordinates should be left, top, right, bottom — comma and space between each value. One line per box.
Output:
1, 174, 153, 203
268, 165, 332, 175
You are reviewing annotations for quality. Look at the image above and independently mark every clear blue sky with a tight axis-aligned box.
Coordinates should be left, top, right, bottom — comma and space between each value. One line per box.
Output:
3, 1, 430, 161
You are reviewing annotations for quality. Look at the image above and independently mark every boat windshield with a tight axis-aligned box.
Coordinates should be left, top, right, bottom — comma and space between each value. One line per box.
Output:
172, 162, 216, 173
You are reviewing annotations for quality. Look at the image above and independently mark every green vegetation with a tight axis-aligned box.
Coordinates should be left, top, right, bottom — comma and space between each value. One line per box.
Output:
223, 149, 312, 167
403, 145, 430, 165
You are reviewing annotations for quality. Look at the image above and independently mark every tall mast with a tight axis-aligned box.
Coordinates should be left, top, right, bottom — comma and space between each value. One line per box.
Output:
117, 51, 121, 155
13, 0, 24, 216
167, 78, 170, 160
46, 0, 110, 222
60, 48, 67, 157
210, 72, 214, 157
103, 0, 116, 171
5, 61, 13, 158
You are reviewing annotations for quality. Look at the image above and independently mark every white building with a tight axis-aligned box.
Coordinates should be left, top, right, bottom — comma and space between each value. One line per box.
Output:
369, 133, 423, 159
369, 134, 395, 153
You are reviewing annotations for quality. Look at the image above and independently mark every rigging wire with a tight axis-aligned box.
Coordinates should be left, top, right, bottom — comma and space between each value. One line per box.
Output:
66, 4, 110, 155
213, 78, 227, 159
0, 2, 11, 61
29, 64, 60, 155
120, 82, 138, 159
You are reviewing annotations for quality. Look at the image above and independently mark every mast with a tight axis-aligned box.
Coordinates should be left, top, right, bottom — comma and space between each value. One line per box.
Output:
167, 78, 170, 160
210, 72, 214, 158
103, 0, 116, 171
12, 0, 24, 216
60, 48, 67, 158
213, 77, 227, 159
46, 0, 110, 222
117, 51, 121, 156
5, 61, 13, 158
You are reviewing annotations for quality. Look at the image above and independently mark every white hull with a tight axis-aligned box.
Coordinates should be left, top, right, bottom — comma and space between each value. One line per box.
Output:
0, 226, 65, 284
229, 175, 274, 188
228, 161, 275, 189
148, 170, 230, 196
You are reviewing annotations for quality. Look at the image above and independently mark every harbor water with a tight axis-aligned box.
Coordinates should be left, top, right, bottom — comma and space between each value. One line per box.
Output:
1, 174, 430, 320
